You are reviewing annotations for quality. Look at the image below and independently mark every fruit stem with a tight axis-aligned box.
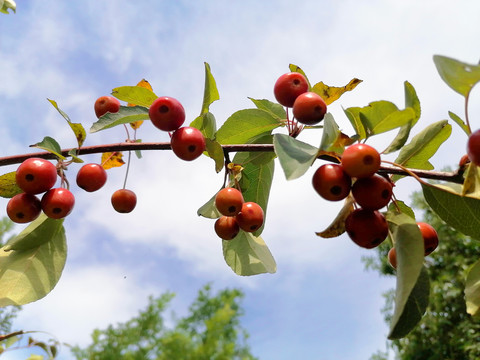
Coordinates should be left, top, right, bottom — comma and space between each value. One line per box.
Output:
465, 91, 472, 134
123, 150, 132, 189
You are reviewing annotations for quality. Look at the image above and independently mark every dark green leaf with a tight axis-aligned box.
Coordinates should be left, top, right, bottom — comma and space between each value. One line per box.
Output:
273, 133, 318, 180
249, 98, 286, 120
433, 55, 480, 97
422, 182, 480, 239
0, 171, 22, 198
90, 106, 150, 133
201, 62, 220, 114
111, 86, 158, 107
222, 231, 276, 276
30, 136, 65, 160
215, 109, 282, 145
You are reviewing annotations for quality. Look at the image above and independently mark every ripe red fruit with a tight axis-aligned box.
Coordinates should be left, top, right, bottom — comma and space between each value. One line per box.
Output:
76, 163, 107, 192
273, 72, 309, 108
312, 164, 351, 201
94, 96, 121, 118
388, 247, 397, 269
41, 188, 75, 219
214, 216, 240, 240
345, 209, 388, 249
149, 96, 185, 132
6, 193, 42, 223
467, 129, 480, 166
111, 189, 137, 213
16, 158, 57, 195
170, 127, 206, 161
341, 144, 381, 178
417, 222, 439, 255
292, 92, 327, 125
215, 188, 244, 216
351, 174, 393, 210
235, 202, 264, 233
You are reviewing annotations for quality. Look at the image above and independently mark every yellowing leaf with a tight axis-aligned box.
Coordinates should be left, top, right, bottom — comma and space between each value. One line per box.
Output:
312, 78, 362, 105
101, 152, 124, 169
128, 79, 153, 130
316, 196, 355, 238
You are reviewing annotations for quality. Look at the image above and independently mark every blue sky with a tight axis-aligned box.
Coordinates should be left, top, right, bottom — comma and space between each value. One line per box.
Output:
0, 1, 480, 359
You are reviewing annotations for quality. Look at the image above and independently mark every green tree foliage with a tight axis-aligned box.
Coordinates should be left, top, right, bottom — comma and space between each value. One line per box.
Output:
365, 193, 480, 360
71, 284, 258, 360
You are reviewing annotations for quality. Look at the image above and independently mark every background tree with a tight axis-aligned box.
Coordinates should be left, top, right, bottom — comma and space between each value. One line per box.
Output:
71, 284, 258, 360
365, 192, 480, 360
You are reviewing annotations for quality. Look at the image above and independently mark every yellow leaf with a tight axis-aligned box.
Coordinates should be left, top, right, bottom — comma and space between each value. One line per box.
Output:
312, 78, 363, 105
129, 79, 153, 129
101, 152, 125, 170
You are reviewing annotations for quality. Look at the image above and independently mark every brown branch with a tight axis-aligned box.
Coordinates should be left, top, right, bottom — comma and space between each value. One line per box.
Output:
0, 142, 465, 184
0, 330, 24, 342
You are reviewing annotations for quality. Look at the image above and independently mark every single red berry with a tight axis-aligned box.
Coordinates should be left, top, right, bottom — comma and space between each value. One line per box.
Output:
76, 163, 107, 192
351, 174, 393, 210
467, 129, 480, 166
341, 144, 381, 178
292, 92, 327, 125
388, 247, 397, 269
6, 193, 42, 223
41, 188, 75, 219
235, 202, 264, 233
312, 164, 351, 201
215, 188, 244, 216
345, 209, 388, 249
16, 158, 57, 195
170, 127, 206, 161
214, 216, 240, 240
94, 96, 121, 118
149, 96, 185, 132
111, 189, 137, 213
417, 222, 439, 255
273, 72, 309, 108
459, 154, 470, 169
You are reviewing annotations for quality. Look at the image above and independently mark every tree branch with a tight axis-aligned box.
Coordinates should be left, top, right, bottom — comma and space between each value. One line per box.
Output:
0, 142, 465, 184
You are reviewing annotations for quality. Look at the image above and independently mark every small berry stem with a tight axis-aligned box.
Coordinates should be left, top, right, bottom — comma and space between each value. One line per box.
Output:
123, 151, 132, 189
465, 91, 472, 134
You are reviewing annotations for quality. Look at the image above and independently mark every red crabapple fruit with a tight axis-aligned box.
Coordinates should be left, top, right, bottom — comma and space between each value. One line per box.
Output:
274, 72, 309, 108
215, 187, 244, 216
341, 144, 381, 179
235, 202, 264, 233
292, 92, 327, 125
345, 208, 388, 249
76, 163, 107, 192
6, 193, 42, 223
170, 127, 206, 161
312, 164, 351, 201
111, 189, 137, 213
16, 158, 57, 195
94, 96, 121, 118
149, 96, 185, 132
214, 216, 240, 240
41, 188, 75, 219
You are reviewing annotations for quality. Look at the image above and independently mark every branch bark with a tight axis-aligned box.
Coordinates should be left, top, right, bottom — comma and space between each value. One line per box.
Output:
0, 142, 465, 184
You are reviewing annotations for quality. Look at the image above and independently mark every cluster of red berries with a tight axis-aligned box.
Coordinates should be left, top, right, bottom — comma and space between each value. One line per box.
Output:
387, 222, 439, 269
7, 158, 74, 223
213, 187, 264, 240
274, 72, 327, 125
312, 143, 392, 249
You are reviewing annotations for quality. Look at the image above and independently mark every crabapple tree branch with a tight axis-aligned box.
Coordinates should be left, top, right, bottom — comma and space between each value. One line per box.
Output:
0, 142, 465, 184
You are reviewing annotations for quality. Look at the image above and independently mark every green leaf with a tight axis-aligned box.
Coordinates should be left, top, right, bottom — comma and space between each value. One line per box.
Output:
47, 99, 87, 148
433, 55, 480, 97
25, 355, 44, 360
3, 214, 64, 252
90, 106, 150, 133
30, 136, 65, 160
461, 163, 480, 197
465, 259, 480, 317
215, 109, 282, 145
0, 219, 67, 306
273, 133, 318, 180
359, 101, 416, 136
393, 120, 452, 180
4, 335, 20, 348
205, 138, 224, 173
319, 113, 343, 153
222, 231, 276, 276
111, 86, 158, 107
422, 182, 480, 239
201, 62, 220, 114
389, 267, 430, 339
344, 106, 367, 140
249, 98, 286, 120
0, 0, 15, 14
386, 212, 428, 339
197, 192, 221, 219
0, 171, 22, 198
388, 200, 416, 220
190, 112, 217, 139
449, 111, 470, 135
384, 81, 421, 154
234, 152, 275, 236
